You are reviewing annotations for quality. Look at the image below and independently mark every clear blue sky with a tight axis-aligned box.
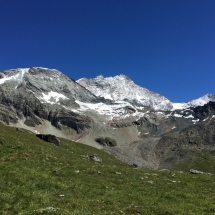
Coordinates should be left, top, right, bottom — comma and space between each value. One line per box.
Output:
0, 0, 214, 102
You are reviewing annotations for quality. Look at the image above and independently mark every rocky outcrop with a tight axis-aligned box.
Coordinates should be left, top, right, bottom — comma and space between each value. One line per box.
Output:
190, 169, 211, 174
154, 119, 215, 169
36, 134, 60, 146
88, 154, 102, 162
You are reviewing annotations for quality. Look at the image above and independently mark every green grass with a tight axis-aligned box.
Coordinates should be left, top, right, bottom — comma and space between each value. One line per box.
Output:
171, 147, 215, 173
0, 124, 215, 214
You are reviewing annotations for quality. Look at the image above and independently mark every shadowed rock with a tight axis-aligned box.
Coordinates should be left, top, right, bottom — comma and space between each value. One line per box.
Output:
36, 134, 60, 146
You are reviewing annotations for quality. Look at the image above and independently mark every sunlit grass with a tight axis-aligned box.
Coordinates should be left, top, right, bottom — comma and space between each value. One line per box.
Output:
0, 124, 215, 214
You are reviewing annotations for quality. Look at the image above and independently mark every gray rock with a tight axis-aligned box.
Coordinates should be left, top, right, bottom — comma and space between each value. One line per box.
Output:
88, 154, 102, 162
190, 169, 211, 174
40, 206, 56, 211
114, 171, 121, 175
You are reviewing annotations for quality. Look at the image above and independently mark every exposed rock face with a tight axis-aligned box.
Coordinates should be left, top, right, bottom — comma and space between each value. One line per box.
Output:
36, 134, 60, 146
155, 118, 215, 169
0, 68, 94, 138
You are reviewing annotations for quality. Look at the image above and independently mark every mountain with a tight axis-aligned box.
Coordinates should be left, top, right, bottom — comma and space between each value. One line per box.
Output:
78, 75, 215, 111
172, 94, 215, 110
0, 67, 100, 145
1, 67, 215, 170
77, 74, 173, 111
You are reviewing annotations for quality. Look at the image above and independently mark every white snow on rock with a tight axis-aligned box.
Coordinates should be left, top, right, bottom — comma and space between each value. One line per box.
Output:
203, 117, 209, 121
183, 115, 194, 118
173, 113, 183, 118
0, 68, 29, 85
172, 94, 215, 110
77, 75, 173, 111
211, 115, 215, 120
75, 100, 145, 120
78, 75, 215, 112
187, 94, 215, 107
171, 103, 189, 110
37, 91, 68, 104
192, 119, 200, 124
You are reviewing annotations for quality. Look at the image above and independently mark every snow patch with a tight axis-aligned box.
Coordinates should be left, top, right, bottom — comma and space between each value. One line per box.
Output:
0, 68, 28, 85
75, 100, 145, 120
183, 115, 194, 118
38, 91, 68, 104
192, 119, 200, 124
171, 103, 188, 110
173, 113, 183, 118
211, 115, 215, 120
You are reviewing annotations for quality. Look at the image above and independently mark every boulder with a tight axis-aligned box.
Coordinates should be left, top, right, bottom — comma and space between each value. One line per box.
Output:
88, 154, 102, 162
36, 134, 60, 146
190, 169, 211, 175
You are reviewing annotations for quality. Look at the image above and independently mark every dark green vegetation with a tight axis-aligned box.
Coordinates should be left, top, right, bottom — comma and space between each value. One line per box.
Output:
1, 124, 215, 215
95, 137, 117, 147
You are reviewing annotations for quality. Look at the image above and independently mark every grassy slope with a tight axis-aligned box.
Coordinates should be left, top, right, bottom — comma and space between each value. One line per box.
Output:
0, 124, 215, 215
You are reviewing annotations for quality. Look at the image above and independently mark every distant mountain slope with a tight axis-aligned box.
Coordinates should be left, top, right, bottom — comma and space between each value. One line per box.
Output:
172, 94, 215, 110
155, 116, 215, 171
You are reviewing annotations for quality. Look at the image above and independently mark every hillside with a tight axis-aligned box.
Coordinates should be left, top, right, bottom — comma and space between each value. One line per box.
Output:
1, 124, 215, 215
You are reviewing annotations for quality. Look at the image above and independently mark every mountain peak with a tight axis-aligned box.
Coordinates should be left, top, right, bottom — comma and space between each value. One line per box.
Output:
96, 75, 104, 79
118, 74, 131, 80
77, 74, 173, 110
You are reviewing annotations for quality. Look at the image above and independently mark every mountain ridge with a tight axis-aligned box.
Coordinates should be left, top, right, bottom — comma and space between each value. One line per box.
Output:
1, 67, 215, 169
77, 74, 215, 111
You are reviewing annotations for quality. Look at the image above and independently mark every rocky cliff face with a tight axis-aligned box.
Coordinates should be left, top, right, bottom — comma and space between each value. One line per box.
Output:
1, 67, 215, 169
0, 68, 95, 140
154, 102, 215, 169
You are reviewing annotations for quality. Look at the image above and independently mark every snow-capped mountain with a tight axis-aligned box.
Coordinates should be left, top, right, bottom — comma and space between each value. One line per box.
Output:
77, 75, 173, 111
0, 67, 98, 104
172, 94, 215, 110
78, 75, 215, 111
0, 67, 215, 168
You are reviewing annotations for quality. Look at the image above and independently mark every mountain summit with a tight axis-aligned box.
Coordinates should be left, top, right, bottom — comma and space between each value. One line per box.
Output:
77, 74, 173, 111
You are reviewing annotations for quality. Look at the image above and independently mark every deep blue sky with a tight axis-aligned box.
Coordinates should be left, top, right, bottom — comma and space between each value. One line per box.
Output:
0, 0, 214, 102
